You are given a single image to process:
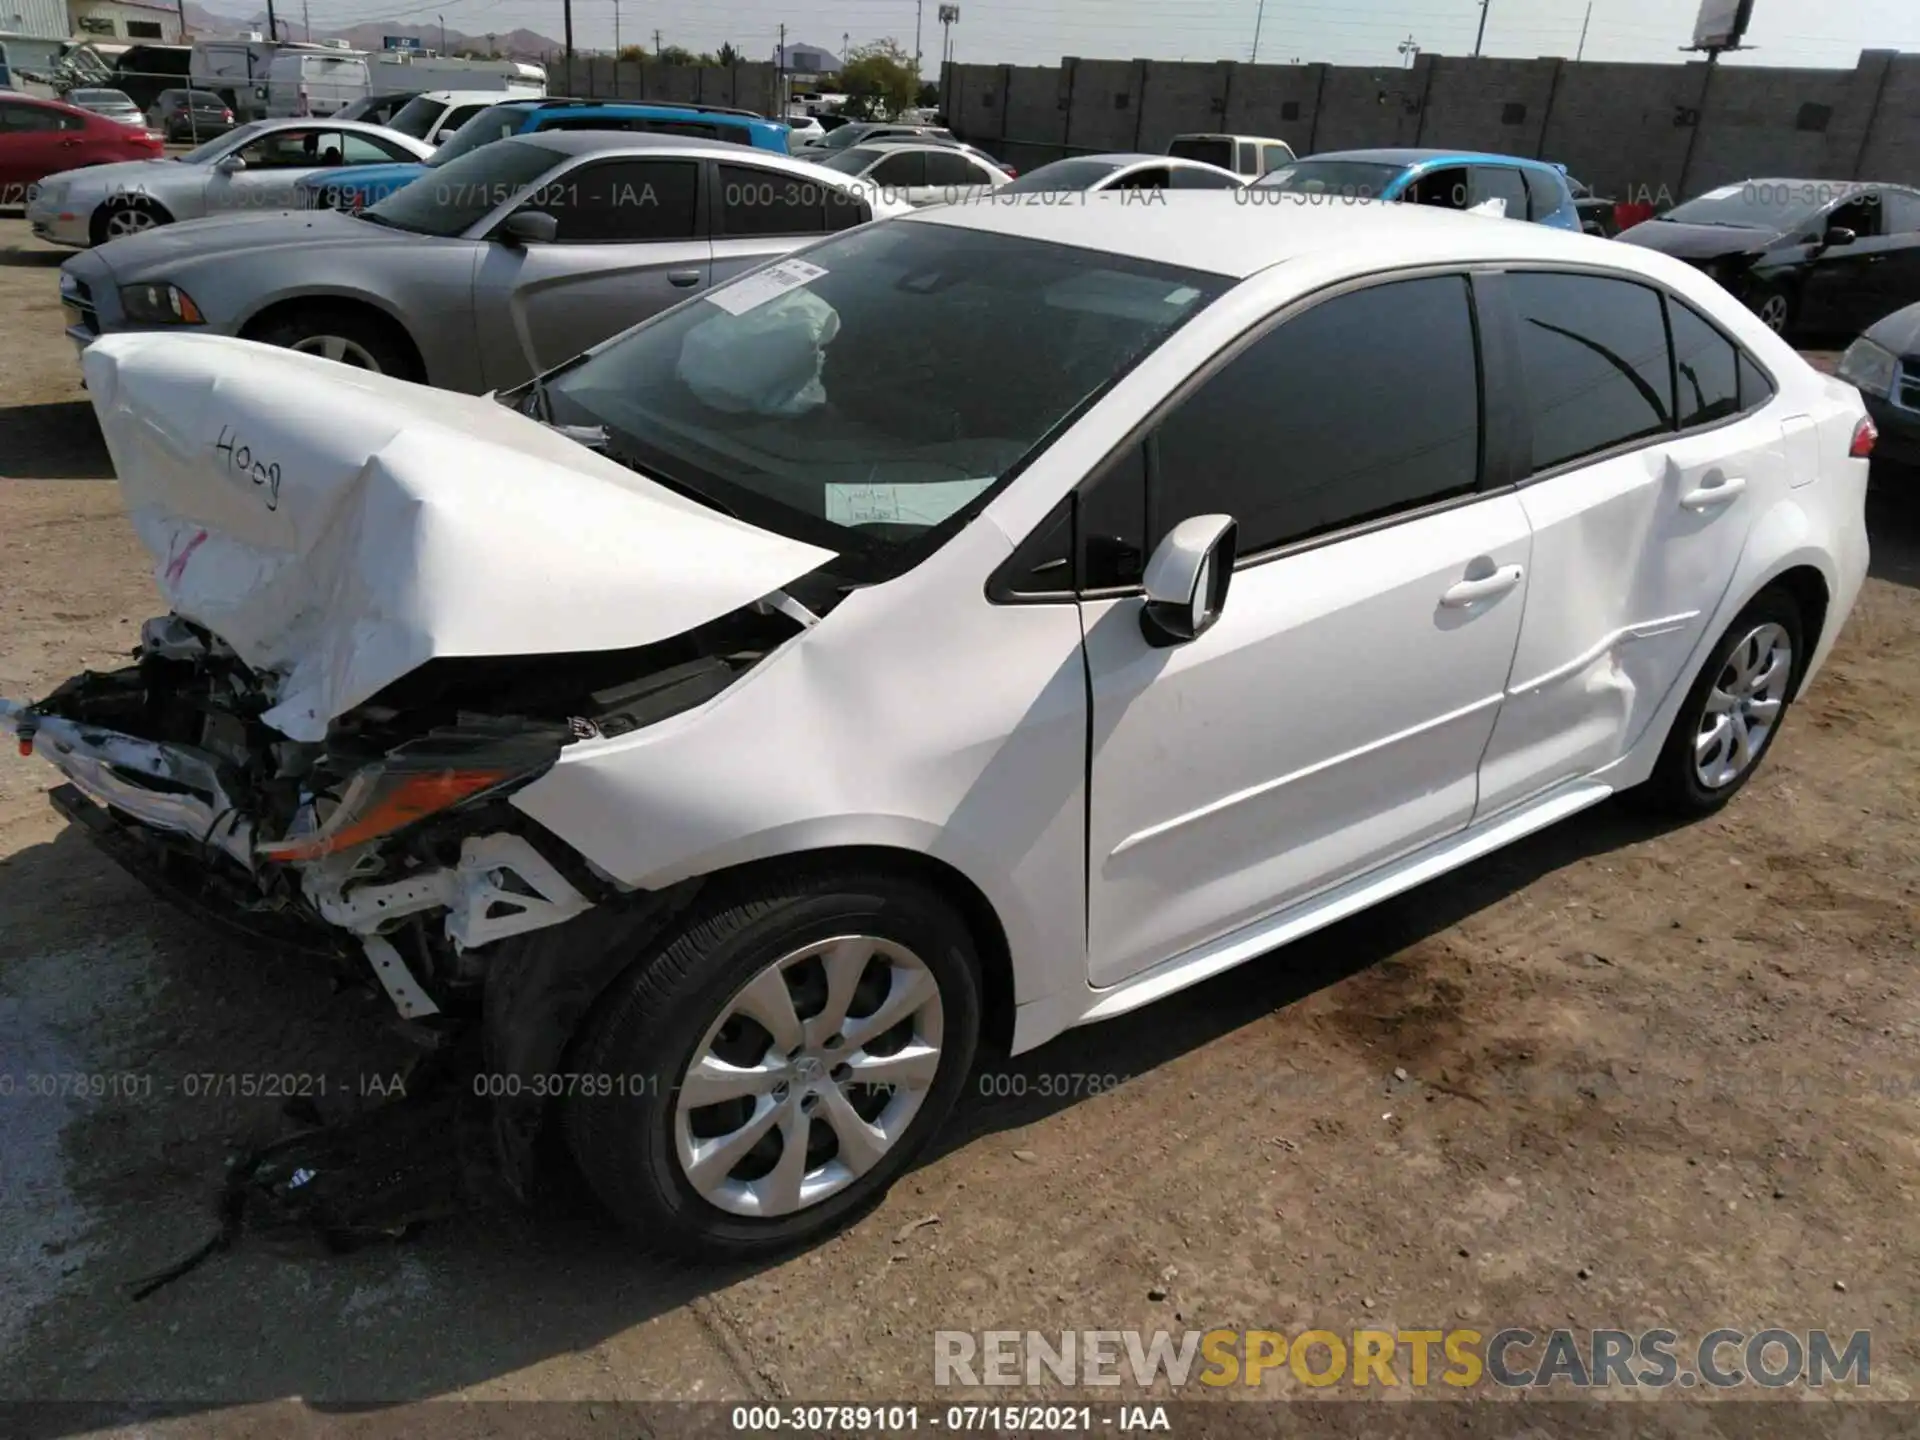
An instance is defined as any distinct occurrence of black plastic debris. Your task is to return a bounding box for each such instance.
[127,1050,502,1300]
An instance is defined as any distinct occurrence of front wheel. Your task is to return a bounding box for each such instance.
[1748,281,1795,336]
[1628,587,1804,817]
[563,864,983,1259]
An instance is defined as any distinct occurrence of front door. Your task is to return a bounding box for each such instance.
[471,155,710,389]
[1475,271,1773,813]
[1083,273,1532,986]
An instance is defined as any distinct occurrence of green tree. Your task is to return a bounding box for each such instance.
[716,41,743,66]
[838,38,917,120]
[655,43,698,66]
[616,44,648,62]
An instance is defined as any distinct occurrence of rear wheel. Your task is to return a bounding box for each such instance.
[562,864,982,1259]
[1628,587,1804,817]
[1749,282,1795,336]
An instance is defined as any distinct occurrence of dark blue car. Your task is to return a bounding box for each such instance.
[299,97,788,212]
[1252,147,1583,230]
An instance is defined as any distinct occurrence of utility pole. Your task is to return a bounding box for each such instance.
[265,0,279,44]
[653,28,662,55]
[1398,33,1419,68]
[302,0,309,40]
[777,23,786,111]
[1250,0,1265,63]
[612,0,619,57]
[1576,0,1591,61]
[913,0,923,77]
[562,0,572,66]
[1473,0,1489,57]
[437,13,445,52]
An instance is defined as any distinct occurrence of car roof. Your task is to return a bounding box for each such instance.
[1305,147,1558,171]
[413,89,521,103]
[905,190,1634,279]
[503,130,821,164]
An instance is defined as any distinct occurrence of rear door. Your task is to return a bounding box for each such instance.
[924,146,997,201]
[0,99,82,191]
[709,158,867,284]
[866,148,931,204]
[471,154,708,388]
[1475,271,1776,814]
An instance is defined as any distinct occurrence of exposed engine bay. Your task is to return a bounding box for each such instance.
[4,602,805,1023]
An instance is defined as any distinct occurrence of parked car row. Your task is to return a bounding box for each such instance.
[0,180,1876,1258]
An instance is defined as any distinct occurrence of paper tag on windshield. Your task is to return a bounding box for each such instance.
[825,478,996,527]
[705,258,829,316]
[1699,184,1742,201]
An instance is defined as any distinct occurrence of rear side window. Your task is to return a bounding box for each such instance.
[1737,352,1775,410]
[1151,275,1482,555]
[1521,169,1567,221]
[924,149,986,186]
[1170,166,1241,190]
[1668,300,1741,428]
[1112,166,1171,190]
[869,151,926,186]
[1508,272,1672,472]
[1168,136,1233,170]
[1882,190,1920,235]
[1470,166,1528,219]
[718,162,865,236]
[1236,141,1257,174]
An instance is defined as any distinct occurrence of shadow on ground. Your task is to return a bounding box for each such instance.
[0,402,108,481]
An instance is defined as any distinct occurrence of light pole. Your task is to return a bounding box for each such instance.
[1472,0,1489,57]
[1251,0,1265,64]
[938,4,957,70]
[437,14,445,52]
[914,0,923,77]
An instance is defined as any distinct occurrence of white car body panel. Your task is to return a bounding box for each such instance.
[29,196,1871,1060]
[80,332,834,741]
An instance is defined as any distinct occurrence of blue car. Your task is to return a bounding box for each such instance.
[298,98,789,212]
[1252,147,1583,230]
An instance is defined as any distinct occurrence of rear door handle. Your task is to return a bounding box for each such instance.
[667,269,702,287]
[1680,476,1746,510]
[1440,564,1524,607]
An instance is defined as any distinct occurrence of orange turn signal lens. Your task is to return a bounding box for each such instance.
[260,768,511,863]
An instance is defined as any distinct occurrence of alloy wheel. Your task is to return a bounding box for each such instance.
[673,934,945,1218]
[1756,293,1789,332]
[104,207,157,238]
[288,334,383,370]
[1694,622,1792,790]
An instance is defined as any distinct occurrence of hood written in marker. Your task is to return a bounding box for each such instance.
[82,333,836,742]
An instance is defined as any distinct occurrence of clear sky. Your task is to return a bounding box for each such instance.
[291,0,1919,72]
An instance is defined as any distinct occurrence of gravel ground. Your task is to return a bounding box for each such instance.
[0,216,1916,1432]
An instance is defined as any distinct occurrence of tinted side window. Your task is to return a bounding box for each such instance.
[441,103,489,133]
[870,151,925,186]
[1170,166,1241,190]
[1262,144,1290,172]
[1151,275,1482,556]
[1405,166,1469,210]
[1737,352,1775,412]
[924,149,983,185]
[1884,191,1920,234]
[1,101,68,132]
[1236,141,1257,174]
[1668,300,1741,429]
[1471,166,1528,219]
[1520,169,1564,221]
[1112,165,1171,190]
[719,162,836,236]
[532,159,700,243]
[1508,272,1672,472]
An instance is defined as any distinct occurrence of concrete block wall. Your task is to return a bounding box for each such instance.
[942,50,1920,197]
[552,59,779,115]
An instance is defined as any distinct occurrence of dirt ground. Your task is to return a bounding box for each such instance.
[1,215,1917,1432]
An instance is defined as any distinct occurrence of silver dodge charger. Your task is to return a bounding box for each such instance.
[57,131,912,393]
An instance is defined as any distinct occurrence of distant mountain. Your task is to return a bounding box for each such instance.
[181,2,563,62]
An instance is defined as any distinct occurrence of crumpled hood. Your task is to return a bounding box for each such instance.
[82,332,836,742]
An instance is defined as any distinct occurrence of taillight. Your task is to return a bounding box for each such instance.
[1850,415,1878,459]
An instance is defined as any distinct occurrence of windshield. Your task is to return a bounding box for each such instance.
[815,123,878,152]
[180,119,268,163]
[1661,181,1846,231]
[540,222,1229,568]
[1255,159,1404,198]
[427,102,533,166]
[362,136,560,236]
[385,94,445,141]
[1000,158,1126,193]
[817,145,884,175]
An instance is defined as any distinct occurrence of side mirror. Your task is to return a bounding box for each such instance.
[214,153,245,173]
[1139,514,1237,648]
[1823,225,1857,249]
[498,209,558,246]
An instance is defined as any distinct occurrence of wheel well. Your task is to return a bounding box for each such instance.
[90,193,171,243]
[239,296,426,382]
[1763,565,1830,699]
[717,846,1020,1058]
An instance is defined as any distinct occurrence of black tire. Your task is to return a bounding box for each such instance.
[1747,280,1796,338]
[562,863,982,1260]
[91,197,170,245]
[249,306,424,382]
[1627,586,1805,818]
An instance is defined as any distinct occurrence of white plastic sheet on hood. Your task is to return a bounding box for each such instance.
[81,333,836,741]
[677,286,841,418]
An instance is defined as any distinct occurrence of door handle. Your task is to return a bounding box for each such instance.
[1680,475,1746,510]
[667,269,701,287]
[1440,564,1524,608]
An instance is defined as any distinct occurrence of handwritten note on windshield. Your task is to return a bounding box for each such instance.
[824,478,997,527]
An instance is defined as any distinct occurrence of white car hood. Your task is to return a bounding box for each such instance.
[82,333,836,741]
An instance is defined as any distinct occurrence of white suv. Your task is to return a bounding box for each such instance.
[3,193,1872,1258]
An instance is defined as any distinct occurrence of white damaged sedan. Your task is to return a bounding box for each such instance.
[4,195,1872,1256]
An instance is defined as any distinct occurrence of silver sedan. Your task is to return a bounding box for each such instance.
[25,117,435,246]
[57,131,913,394]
